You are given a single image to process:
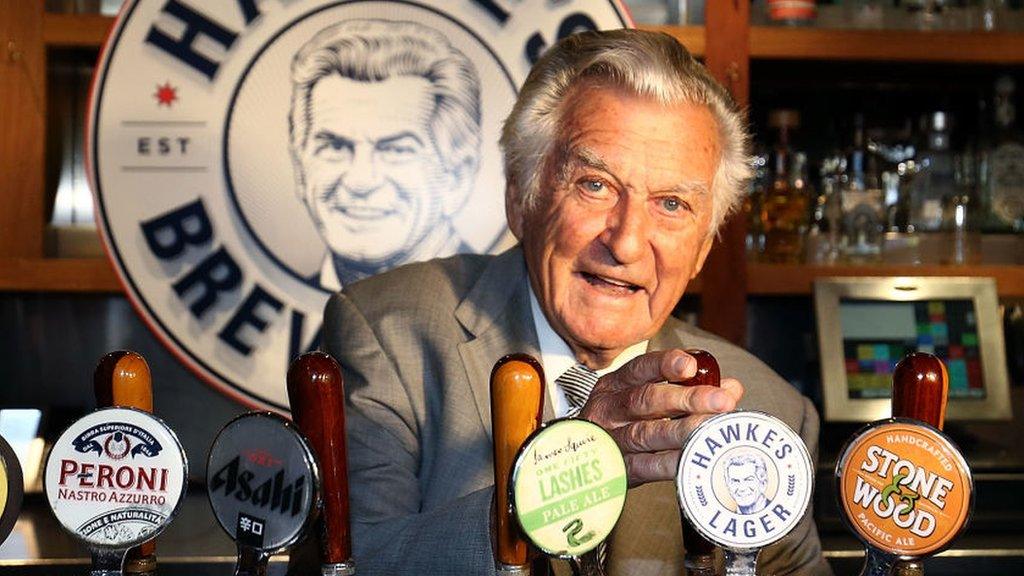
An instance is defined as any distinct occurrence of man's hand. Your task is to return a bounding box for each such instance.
[579,349,744,486]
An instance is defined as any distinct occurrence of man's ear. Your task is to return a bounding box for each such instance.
[505,183,524,241]
[442,156,478,218]
[690,231,716,280]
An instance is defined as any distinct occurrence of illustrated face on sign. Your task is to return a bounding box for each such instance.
[724,454,769,514]
[289,20,482,283]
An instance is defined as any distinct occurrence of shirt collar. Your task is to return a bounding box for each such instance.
[527,283,648,417]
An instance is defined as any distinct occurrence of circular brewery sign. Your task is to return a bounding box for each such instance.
[511,418,627,558]
[207,412,319,552]
[836,418,973,558]
[43,408,188,549]
[88,0,631,410]
[676,411,814,551]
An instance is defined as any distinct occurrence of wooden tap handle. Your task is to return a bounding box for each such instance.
[94,351,153,412]
[287,352,352,565]
[93,351,157,571]
[679,349,719,561]
[892,352,949,430]
[684,349,721,388]
[490,354,545,568]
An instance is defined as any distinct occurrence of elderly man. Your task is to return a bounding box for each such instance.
[288,19,482,290]
[323,29,832,575]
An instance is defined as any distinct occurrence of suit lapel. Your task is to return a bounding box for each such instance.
[455,247,541,440]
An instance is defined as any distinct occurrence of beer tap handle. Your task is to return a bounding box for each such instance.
[490,354,545,575]
[891,352,949,429]
[94,351,153,412]
[93,351,156,574]
[287,352,355,576]
[889,353,950,576]
[678,350,720,576]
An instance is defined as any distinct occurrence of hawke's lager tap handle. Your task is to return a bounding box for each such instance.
[677,350,719,576]
[93,351,156,575]
[490,354,545,575]
[287,352,354,576]
[891,352,949,430]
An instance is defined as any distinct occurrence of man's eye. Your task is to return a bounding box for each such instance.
[659,196,688,213]
[314,136,352,158]
[578,179,607,194]
[377,140,421,163]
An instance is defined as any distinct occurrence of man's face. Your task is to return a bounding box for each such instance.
[510,86,719,364]
[298,74,460,263]
[726,462,766,509]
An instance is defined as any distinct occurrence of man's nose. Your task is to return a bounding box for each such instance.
[601,195,648,264]
[342,145,383,194]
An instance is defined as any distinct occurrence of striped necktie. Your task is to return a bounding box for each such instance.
[557,363,600,417]
[555,362,609,567]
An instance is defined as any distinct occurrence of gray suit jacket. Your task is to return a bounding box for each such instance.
[322,247,832,575]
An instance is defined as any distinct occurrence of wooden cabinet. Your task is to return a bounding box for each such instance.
[2,4,1022,325]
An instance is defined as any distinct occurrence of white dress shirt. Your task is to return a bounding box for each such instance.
[528,286,648,417]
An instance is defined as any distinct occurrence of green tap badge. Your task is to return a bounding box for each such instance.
[510,418,627,558]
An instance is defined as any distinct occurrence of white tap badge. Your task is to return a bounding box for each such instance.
[511,418,627,558]
[44,408,188,549]
[676,411,814,551]
[88,0,631,410]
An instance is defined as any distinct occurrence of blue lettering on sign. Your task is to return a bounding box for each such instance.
[139,199,325,359]
[145,0,263,80]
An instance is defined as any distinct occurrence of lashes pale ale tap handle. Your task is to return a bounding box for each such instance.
[490,354,545,575]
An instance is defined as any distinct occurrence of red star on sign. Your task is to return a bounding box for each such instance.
[154,81,178,107]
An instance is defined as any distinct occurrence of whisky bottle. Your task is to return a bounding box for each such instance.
[761,110,809,263]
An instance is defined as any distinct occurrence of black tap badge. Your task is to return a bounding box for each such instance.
[207,412,319,553]
[44,408,188,549]
[87,0,631,411]
[676,411,814,551]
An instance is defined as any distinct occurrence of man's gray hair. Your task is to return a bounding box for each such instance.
[726,452,768,483]
[500,29,751,235]
[288,19,482,194]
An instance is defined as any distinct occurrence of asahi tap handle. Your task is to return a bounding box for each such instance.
[677,350,720,575]
[490,354,545,574]
[287,352,355,576]
[891,352,949,429]
[93,351,156,574]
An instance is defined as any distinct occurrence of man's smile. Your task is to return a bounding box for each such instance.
[333,204,399,220]
[578,271,644,295]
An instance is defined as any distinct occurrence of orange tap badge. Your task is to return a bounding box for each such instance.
[837,419,972,558]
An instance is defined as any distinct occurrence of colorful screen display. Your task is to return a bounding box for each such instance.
[839,299,985,400]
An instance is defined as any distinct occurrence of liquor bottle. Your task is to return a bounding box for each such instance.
[911,111,957,232]
[841,114,885,258]
[745,146,769,257]
[984,76,1024,232]
[760,110,809,263]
